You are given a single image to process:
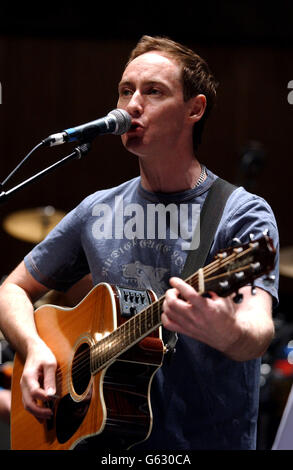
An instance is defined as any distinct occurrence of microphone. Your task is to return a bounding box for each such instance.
[42,109,131,147]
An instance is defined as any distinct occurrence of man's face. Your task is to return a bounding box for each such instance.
[117,52,193,159]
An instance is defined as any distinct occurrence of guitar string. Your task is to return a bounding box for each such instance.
[53,298,164,389]
[53,246,255,393]
[72,253,250,379]
[54,247,256,397]
[52,246,255,392]
[13,244,265,438]
[12,256,248,437]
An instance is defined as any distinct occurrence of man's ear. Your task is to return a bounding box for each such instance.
[189,94,207,123]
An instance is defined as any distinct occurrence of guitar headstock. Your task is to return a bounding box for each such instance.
[203,235,276,299]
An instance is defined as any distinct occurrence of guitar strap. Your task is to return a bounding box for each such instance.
[165,177,237,358]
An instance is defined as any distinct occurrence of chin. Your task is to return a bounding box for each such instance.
[123,136,146,157]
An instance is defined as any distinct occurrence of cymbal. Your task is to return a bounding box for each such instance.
[3,206,65,244]
[280,246,293,278]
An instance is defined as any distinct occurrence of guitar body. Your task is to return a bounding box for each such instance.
[11,283,164,450]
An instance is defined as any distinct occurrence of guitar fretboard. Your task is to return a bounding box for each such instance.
[90,269,206,374]
[91,296,165,373]
[90,238,273,374]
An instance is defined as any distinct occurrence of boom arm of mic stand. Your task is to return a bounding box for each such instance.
[0,142,91,204]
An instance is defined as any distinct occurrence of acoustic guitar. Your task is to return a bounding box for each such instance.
[11,235,275,450]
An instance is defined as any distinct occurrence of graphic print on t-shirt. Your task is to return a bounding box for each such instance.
[122,261,168,296]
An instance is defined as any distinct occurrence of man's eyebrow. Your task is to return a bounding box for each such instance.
[118,79,170,90]
[118,80,133,90]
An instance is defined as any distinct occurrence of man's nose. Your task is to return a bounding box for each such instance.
[126,91,143,117]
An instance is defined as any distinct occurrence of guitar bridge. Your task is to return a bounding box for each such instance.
[116,286,152,318]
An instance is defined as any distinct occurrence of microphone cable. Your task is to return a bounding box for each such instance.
[0,141,44,191]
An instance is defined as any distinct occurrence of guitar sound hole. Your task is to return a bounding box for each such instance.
[72,342,91,396]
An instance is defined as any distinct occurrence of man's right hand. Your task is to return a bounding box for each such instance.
[20,340,57,421]
[0,261,56,421]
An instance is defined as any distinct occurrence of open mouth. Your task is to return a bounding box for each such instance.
[130,123,140,131]
[126,122,144,137]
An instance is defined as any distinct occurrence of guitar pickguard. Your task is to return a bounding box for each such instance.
[55,388,92,444]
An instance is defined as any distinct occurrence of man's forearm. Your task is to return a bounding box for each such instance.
[223,287,275,362]
[0,282,40,359]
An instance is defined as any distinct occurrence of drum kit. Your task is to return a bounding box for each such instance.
[2,205,65,245]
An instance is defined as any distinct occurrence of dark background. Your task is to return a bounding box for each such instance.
[0,1,293,450]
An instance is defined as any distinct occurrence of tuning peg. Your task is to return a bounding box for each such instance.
[231,237,241,247]
[219,280,230,290]
[251,262,261,273]
[234,271,245,281]
[263,275,275,286]
[233,291,244,304]
[251,283,257,295]
[249,233,255,241]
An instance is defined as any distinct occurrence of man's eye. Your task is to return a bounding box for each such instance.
[119,89,132,97]
[148,88,161,95]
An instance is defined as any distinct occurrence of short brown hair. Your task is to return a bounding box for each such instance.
[127,35,218,150]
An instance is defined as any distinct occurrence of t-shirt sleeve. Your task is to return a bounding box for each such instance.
[24,205,90,292]
[211,187,280,307]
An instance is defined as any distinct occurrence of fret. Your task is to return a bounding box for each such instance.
[143,307,147,335]
[135,314,140,338]
[134,315,140,341]
[132,315,137,343]
[126,318,130,345]
[138,315,141,336]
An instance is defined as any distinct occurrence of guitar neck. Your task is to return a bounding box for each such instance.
[90,267,220,373]
[91,236,275,374]
[91,295,164,373]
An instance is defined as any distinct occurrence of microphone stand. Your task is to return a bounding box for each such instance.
[0,142,91,204]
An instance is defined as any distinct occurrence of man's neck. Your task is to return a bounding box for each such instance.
[139,154,203,193]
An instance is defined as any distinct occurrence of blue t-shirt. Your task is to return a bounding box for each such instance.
[24,168,279,450]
